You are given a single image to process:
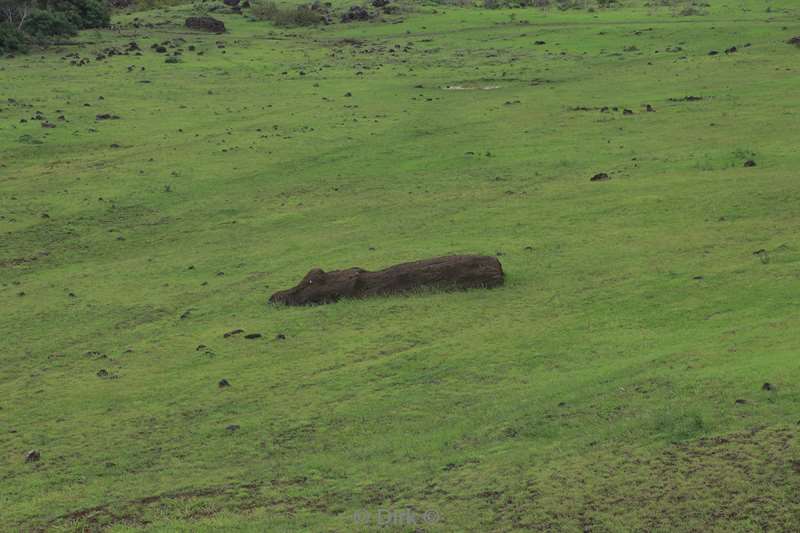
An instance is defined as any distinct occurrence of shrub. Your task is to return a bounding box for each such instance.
[251,0,280,20]
[0,0,108,50]
[135,0,187,9]
[22,9,78,38]
[0,22,27,53]
[251,1,323,27]
[79,0,110,28]
[678,5,705,16]
[49,0,110,29]
[281,6,323,26]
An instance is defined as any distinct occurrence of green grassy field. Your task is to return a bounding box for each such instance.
[2,0,800,530]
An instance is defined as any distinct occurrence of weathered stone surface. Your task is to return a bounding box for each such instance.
[185,17,225,33]
[269,255,504,306]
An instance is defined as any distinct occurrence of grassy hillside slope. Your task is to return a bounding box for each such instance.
[2,0,799,530]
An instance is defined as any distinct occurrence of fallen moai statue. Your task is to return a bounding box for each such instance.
[185,17,226,33]
[269,255,504,306]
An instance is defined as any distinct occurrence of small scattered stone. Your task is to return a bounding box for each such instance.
[244,333,262,339]
[224,329,244,338]
[590,172,610,182]
[25,450,40,463]
[218,378,230,388]
[744,159,756,167]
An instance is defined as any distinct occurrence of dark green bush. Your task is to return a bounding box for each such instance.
[22,9,78,38]
[46,0,110,29]
[251,0,280,20]
[77,0,110,28]
[0,22,27,53]
[251,1,323,27]
[277,6,323,26]
[0,0,109,51]
[133,0,186,8]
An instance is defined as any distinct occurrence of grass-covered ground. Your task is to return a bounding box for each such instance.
[2,0,800,530]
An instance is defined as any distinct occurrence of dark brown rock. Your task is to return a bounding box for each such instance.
[269,255,504,306]
[669,96,703,102]
[341,6,370,22]
[185,17,226,33]
[590,172,610,182]
[25,450,40,463]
